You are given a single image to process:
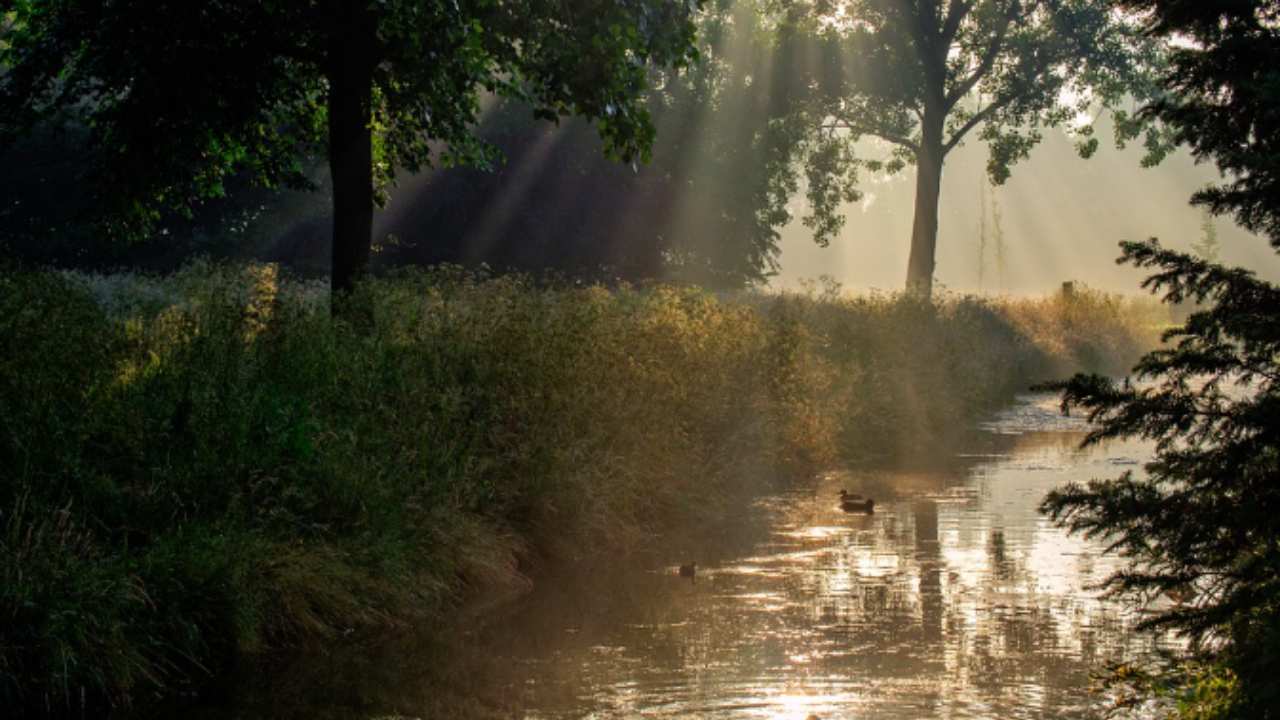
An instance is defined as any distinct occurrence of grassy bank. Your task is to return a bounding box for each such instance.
[0,263,1161,714]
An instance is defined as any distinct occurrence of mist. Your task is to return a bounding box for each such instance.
[773,120,1280,294]
[9,0,1280,715]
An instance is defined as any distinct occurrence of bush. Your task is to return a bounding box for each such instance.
[0,262,1158,713]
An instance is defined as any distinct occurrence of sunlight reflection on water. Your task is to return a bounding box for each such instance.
[491,394,1173,719]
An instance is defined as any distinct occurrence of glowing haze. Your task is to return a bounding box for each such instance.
[772,123,1280,295]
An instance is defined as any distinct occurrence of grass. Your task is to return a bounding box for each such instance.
[0,261,1163,714]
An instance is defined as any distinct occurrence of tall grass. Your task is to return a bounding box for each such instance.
[0,262,1161,714]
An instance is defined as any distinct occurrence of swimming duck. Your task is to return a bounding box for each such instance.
[678,562,697,579]
[839,490,875,514]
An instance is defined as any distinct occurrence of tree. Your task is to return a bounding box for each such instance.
[1041,241,1280,714]
[0,0,700,300]
[1042,2,1280,713]
[775,0,1168,298]
[374,0,806,287]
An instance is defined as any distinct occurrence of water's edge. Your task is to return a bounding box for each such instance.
[172,395,1171,720]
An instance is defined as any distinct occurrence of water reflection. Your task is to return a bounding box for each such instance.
[472,395,1170,719]
[176,395,1171,719]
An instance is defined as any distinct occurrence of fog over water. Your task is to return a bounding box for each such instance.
[774,124,1280,294]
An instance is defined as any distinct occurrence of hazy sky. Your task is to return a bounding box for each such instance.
[772,124,1280,295]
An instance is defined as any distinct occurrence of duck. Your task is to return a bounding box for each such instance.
[839,490,875,514]
[678,562,697,579]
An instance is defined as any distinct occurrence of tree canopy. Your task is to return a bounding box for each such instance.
[772,0,1168,297]
[375,0,803,287]
[0,0,701,297]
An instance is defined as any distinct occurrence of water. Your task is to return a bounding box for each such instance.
[454,394,1167,719]
[184,394,1171,719]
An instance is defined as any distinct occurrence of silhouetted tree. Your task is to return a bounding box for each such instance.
[776,0,1168,297]
[0,0,699,300]
[1042,241,1280,714]
[1042,3,1280,714]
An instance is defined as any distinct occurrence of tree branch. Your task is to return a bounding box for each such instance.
[944,34,1055,155]
[943,92,1017,154]
[944,0,1021,112]
[823,121,920,153]
[940,0,976,46]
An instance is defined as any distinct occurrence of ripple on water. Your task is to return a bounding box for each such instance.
[464,395,1176,719]
[978,393,1094,435]
[194,396,1170,720]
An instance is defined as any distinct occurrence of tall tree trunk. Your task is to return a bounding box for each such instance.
[327,1,376,302]
[906,105,946,299]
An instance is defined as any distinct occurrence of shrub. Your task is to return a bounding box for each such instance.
[0,262,1158,713]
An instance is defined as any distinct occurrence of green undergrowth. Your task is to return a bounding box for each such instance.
[0,262,1161,714]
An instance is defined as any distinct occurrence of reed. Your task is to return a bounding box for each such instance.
[0,262,1162,713]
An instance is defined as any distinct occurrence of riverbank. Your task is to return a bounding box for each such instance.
[0,262,1163,714]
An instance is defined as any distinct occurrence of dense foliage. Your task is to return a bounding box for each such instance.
[0,0,700,294]
[0,1,800,289]
[0,0,1175,294]
[1043,243,1280,625]
[1043,241,1280,718]
[1040,3,1280,717]
[378,1,803,288]
[0,264,1155,714]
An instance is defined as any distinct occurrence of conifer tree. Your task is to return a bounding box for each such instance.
[1042,3,1280,713]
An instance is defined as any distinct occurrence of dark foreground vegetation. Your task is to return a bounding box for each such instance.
[1037,2,1280,718]
[0,264,1157,714]
[1046,242,1280,719]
